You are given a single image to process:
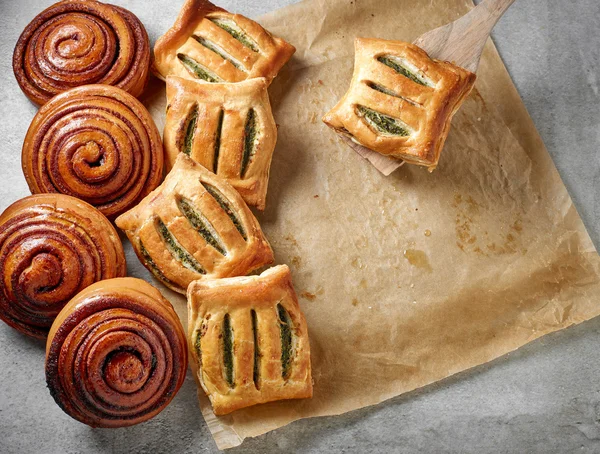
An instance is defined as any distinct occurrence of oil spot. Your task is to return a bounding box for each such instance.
[424,229,431,237]
[300,291,317,301]
[290,256,302,268]
[284,235,298,247]
[404,249,432,272]
[359,279,367,289]
[351,257,364,269]
[352,298,359,306]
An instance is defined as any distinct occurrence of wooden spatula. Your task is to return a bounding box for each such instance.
[345,0,516,176]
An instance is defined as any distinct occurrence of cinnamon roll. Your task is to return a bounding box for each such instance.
[13,0,151,105]
[22,84,164,220]
[46,277,188,428]
[0,194,125,339]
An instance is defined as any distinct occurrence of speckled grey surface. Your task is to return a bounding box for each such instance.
[1,0,600,453]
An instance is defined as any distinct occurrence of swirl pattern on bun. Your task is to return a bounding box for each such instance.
[0,194,126,338]
[22,84,164,219]
[46,277,188,427]
[13,0,151,105]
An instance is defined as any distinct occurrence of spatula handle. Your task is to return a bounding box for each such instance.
[415,0,516,71]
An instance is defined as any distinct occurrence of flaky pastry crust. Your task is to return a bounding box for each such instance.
[115,154,274,294]
[188,265,312,415]
[323,38,476,168]
[153,0,295,84]
[164,76,277,210]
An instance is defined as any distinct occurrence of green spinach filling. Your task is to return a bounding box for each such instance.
[182,104,199,155]
[213,109,224,173]
[277,304,293,379]
[192,35,244,70]
[240,109,257,178]
[223,314,235,387]
[194,329,202,365]
[357,105,410,136]
[251,309,260,388]
[377,56,429,86]
[210,18,259,52]
[156,218,206,274]
[139,241,180,290]
[177,197,226,255]
[177,53,222,82]
[201,182,247,240]
[367,81,399,98]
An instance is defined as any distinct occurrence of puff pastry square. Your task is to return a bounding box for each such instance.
[164,76,277,210]
[115,154,274,294]
[153,0,295,84]
[323,38,476,168]
[188,265,312,415]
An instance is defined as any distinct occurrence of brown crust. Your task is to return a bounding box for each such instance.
[323,38,476,168]
[153,0,295,84]
[115,153,274,294]
[164,76,277,210]
[12,0,151,105]
[21,84,164,220]
[187,265,312,415]
[45,277,188,427]
[0,194,126,339]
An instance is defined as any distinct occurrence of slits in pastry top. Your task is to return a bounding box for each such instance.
[164,76,277,210]
[323,38,476,169]
[115,154,274,294]
[153,0,295,84]
[187,265,312,415]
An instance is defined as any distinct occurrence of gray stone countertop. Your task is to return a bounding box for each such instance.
[0,0,599,453]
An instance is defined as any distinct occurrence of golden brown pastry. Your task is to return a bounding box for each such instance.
[164,76,277,210]
[188,265,312,415]
[22,84,164,220]
[115,153,274,294]
[153,0,295,84]
[323,38,476,169]
[0,194,126,339]
[13,0,151,105]
[46,277,187,427]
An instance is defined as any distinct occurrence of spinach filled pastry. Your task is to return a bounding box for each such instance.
[164,76,277,210]
[153,0,295,84]
[187,265,312,415]
[323,38,476,169]
[115,154,274,294]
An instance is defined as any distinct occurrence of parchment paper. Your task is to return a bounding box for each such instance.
[142,0,600,449]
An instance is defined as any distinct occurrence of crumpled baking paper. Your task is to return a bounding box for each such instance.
[141,0,600,449]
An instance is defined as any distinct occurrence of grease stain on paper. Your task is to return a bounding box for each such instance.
[453,192,526,256]
[404,249,432,272]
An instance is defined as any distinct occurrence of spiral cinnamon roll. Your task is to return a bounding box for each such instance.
[13,0,151,105]
[22,84,164,220]
[45,277,188,427]
[0,194,126,339]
